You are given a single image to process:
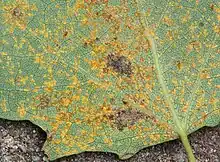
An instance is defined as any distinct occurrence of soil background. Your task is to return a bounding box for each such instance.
[0,118,219,162]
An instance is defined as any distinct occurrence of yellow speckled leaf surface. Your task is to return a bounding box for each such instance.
[0,0,219,160]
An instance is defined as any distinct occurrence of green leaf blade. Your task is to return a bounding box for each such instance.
[0,0,219,160]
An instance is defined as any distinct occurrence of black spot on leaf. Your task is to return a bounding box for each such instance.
[122,99,128,105]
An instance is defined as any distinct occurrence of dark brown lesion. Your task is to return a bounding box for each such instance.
[122,98,128,105]
[210,4,214,11]
[83,37,100,48]
[105,53,133,77]
[107,108,150,131]
[12,7,23,18]
[63,30,68,38]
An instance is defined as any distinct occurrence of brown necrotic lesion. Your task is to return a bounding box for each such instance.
[106,53,133,77]
[107,108,149,131]
[12,7,23,17]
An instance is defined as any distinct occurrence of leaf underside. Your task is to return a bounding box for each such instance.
[0,0,219,160]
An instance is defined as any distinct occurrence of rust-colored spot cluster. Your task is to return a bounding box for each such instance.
[84,0,108,5]
[35,94,51,109]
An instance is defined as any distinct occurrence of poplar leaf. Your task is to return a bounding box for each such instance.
[0,0,219,160]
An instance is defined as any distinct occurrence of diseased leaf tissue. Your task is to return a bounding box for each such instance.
[0,0,219,161]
